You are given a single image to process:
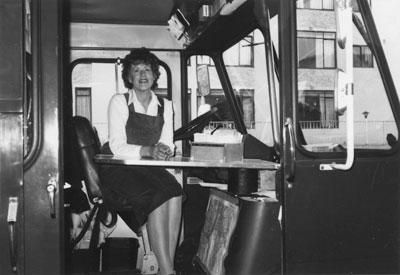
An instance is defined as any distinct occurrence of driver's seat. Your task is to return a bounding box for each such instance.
[69,115,157,273]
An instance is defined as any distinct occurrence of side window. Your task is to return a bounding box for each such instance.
[24,0,33,156]
[71,59,170,145]
[185,30,274,147]
[296,2,398,151]
[223,30,274,146]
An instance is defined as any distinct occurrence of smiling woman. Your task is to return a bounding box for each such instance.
[100,47,184,275]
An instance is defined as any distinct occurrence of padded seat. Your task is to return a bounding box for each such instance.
[68,116,155,273]
[70,116,142,232]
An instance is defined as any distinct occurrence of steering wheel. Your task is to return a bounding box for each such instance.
[174,107,218,141]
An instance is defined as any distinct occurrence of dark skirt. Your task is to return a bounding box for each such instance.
[99,165,185,227]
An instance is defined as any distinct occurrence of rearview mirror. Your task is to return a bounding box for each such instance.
[197,64,211,115]
[197,64,210,96]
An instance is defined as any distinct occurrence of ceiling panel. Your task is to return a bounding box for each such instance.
[68,0,175,25]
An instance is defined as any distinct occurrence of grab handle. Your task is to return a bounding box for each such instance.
[47,176,57,218]
[8,197,18,272]
[284,118,296,185]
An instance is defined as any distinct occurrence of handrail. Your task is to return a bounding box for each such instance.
[320,0,354,171]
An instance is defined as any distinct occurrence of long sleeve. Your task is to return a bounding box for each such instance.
[108,93,142,157]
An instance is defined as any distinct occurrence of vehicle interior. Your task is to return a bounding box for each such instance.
[54,0,400,274]
[64,0,281,274]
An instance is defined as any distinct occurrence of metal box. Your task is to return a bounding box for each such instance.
[190,142,243,162]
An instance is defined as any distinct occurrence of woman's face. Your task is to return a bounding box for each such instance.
[129,63,155,92]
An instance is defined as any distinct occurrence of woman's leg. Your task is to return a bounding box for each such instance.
[147,201,173,275]
[167,196,182,261]
[147,196,182,275]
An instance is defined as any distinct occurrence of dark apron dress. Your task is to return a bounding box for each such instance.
[100,93,184,226]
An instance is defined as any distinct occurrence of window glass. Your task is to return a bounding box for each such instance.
[223,29,275,147]
[75,88,92,121]
[299,90,337,129]
[71,60,169,146]
[298,31,336,68]
[296,1,398,151]
[187,56,237,130]
[297,0,334,10]
[353,45,373,67]
[224,34,254,66]
[23,0,33,156]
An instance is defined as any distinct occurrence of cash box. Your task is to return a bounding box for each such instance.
[190,142,243,162]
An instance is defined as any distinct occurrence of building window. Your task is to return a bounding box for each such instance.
[353,0,371,12]
[298,90,338,128]
[298,31,336,69]
[75,87,92,121]
[297,0,334,10]
[353,45,373,67]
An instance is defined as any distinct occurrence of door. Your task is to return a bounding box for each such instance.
[24,0,64,274]
[0,1,26,273]
[280,0,400,274]
[0,0,64,274]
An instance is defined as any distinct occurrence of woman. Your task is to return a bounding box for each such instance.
[100,48,184,275]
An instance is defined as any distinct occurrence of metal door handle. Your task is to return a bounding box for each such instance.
[8,197,18,272]
[284,118,296,184]
[47,176,57,218]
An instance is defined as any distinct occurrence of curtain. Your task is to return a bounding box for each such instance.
[322,0,334,10]
[363,47,373,67]
[319,93,335,128]
[315,39,324,68]
[323,39,335,68]
[308,0,322,9]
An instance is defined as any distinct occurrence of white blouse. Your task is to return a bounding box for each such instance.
[107,89,175,157]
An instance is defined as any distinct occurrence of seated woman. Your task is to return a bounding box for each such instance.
[100,47,184,275]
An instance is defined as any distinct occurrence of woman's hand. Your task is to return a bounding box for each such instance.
[140,143,173,160]
[152,142,173,160]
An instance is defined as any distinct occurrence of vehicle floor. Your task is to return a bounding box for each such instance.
[71,269,214,275]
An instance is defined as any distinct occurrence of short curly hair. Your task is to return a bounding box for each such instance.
[121,47,161,90]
